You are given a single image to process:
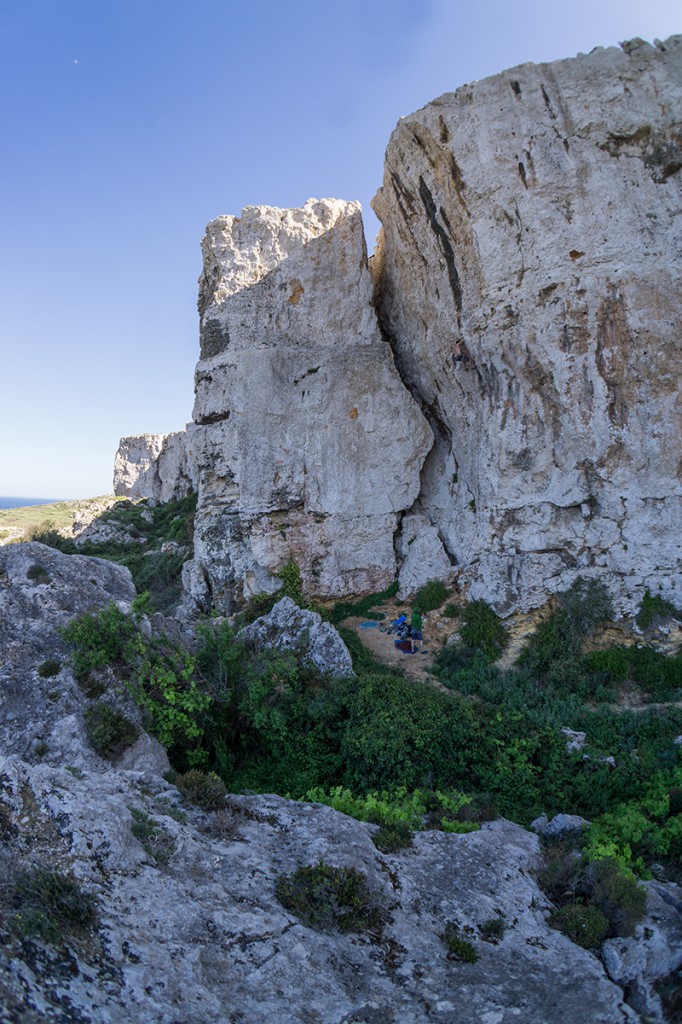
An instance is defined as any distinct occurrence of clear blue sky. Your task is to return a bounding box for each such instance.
[1,0,678,498]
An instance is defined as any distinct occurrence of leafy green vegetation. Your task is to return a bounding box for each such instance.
[37,658,61,678]
[61,570,682,886]
[26,563,49,583]
[175,769,227,810]
[275,861,383,933]
[129,808,176,864]
[324,580,399,625]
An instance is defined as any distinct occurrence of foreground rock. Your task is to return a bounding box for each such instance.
[0,758,645,1024]
[1,542,679,1023]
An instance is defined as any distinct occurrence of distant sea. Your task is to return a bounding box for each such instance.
[0,497,61,510]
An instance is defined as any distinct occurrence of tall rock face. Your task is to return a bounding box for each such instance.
[373,36,682,614]
[188,198,432,610]
[114,428,198,503]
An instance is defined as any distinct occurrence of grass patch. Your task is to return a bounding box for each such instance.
[11,869,97,944]
[412,580,449,614]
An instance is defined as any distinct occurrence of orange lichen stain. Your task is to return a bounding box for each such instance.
[569,250,585,260]
[349,407,359,420]
[287,279,305,305]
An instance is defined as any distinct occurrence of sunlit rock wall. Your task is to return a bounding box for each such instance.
[373,36,682,614]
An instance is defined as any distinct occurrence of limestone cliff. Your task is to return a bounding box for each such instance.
[114,428,198,504]
[373,36,682,614]
[186,198,432,611]
[114,37,681,617]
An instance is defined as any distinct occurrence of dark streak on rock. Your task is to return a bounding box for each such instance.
[418,176,463,314]
[450,155,469,213]
[510,80,521,96]
[518,162,528,188]
[541,85,557,119]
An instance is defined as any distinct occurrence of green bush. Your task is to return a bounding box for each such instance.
[442,923,479,962]
[26,563,50,583]
[480,917,506,942]
[176,769,227,810]
[589,859,647,936]
[12,869,97,944]
[637,590,681,629]
[324,580,399,625]
[275,861,383,933]
[412,580,449,615]
[550,904,609,949]
[519,578,612,683]
[459,601,509,661]
[38,658,61,678]
[61,602,137,677]
[372,821,413,853]
[585,645,682,701]
[83,702,138,759]
[443,602,460,619]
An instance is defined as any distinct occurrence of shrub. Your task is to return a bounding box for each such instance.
[637,590,682,629]
[589,859,647,937]
[176,769,227,810]
[38,658,61,678]
[30,530,77,553]
[372,821,413,853]
[443,602,460,619]
[126,639,211,755]
[549,904,609,949]
[83,702,138,759]
[26,564,49,583]
[12,869,96,944]
[275,861,383,933]
[442,923,479,962]
[324,580,399,625]
[458,601,509,661]
[480,917,506,942]
[519,578,612,682]
[412,580,449,615]
[61,602,137,677]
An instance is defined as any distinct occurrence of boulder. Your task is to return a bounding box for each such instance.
[373,35,682,615]
[397,513,457,599]
[237,596,353,678]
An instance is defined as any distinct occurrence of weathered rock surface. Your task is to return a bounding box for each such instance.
[1,534,679,1023]
[237,596,353,678]
[114,428,198,503]
[1,750,652,1024]
[184,197,432,611]
[603,881,682,1024]
[373,35,682,615]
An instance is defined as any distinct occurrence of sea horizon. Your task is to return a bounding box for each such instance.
[0,496,64,510]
